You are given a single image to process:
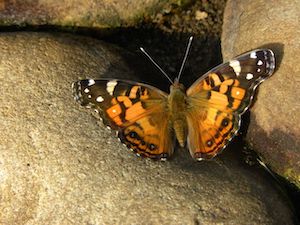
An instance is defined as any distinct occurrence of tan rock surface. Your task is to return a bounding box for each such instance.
[0,32,295,224]
[0,0,178,28]
[222,0,300,188]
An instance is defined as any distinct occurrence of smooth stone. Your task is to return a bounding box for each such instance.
[222,0,300,188]
[0,0,178,28]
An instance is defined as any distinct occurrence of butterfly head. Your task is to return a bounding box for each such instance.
[170,78,186,93]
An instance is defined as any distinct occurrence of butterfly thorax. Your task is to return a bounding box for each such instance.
[168,82,188,147]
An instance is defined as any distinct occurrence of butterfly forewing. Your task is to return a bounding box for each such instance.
[72,79,175,160]
[186,49,275,160]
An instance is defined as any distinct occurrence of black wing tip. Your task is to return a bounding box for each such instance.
[249,49,276,77]
[71,79,92,105]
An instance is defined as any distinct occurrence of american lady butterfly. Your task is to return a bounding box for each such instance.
[72,38,275,161]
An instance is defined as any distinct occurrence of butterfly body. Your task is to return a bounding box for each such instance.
[168,81,188,147]
[73,49,275,161]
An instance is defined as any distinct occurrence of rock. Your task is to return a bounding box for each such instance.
[0,32,295,224]
[0,0,179,28]
[222,0,300,188]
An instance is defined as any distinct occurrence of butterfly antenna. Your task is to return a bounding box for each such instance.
[177,36,193,82]
[140,47,174,84]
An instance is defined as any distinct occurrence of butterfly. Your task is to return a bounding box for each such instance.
[72,37,275,161]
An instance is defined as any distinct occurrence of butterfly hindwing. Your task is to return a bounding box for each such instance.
[186,107,240,160]
[118,112,175,159]
[73,79,174,160]
[186,49,275,160]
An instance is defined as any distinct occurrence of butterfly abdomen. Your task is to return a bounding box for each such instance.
[173,120,187,147]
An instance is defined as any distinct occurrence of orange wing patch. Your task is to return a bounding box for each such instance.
[125,102,146,121]
[106,104,123,126]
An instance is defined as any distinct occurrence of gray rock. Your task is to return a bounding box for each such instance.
[222,0,300,188]
[0,32,295,224]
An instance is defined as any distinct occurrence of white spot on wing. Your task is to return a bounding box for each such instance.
[96,96,104,102]
[88,79,95,86]
[229,60,241,75]
[250,52,257,59]
[246,73,254,80]
[257,60,263,65]
[106,80,118,96]
[88,94,92,99]
[84,88,90,93]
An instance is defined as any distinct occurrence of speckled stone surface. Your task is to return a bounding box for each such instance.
[0,32,295,224]
[222,0,300,188]
[0,0,178,28]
